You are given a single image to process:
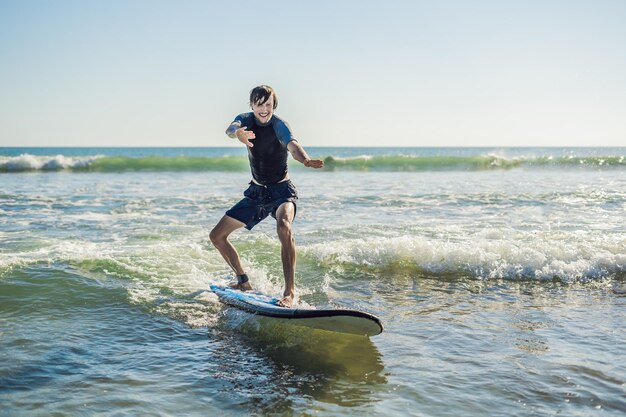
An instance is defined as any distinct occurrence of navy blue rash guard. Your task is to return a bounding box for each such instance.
[232,112,295,185]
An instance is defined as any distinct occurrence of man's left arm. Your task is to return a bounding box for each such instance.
[287,141,324,169]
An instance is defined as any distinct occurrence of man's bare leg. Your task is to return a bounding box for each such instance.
[209,215,252,290]
[275,202,296,307]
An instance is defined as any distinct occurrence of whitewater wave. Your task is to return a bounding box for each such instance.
[2,231,624,283]
[0,154,248,172]
[302,234,626,282]
[0,154,102,171]
[1,153,624,173]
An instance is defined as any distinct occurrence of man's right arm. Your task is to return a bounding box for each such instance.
[225,117,256,147]
[225,121,242,138]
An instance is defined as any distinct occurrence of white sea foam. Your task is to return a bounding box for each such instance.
[303,233,625,282]
[0,154,102,171]
[327,155,374,161]
[3,227,622,284]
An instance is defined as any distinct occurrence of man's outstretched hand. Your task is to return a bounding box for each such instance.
[304,158,324,169]
[236,127,256,147]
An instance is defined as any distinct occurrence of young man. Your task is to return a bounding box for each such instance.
[209,85,323,308]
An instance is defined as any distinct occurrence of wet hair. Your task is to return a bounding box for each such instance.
[249,85,278,109]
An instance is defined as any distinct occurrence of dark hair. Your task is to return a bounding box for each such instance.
[249,85,278,109]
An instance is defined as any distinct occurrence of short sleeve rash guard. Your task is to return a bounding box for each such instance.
[232,113,295,184]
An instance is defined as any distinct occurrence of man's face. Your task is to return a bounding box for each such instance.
[251,96,274,124]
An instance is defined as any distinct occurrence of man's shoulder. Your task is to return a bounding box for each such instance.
[235,112,254,124]
[271,115,292,131]
[271,115,295,144]
[271,114,289,125]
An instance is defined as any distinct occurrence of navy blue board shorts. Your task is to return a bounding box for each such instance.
[226,180,298,230]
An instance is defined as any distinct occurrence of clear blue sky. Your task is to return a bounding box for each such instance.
[1,0,625,147]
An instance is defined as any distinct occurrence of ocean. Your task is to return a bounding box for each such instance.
[1,147,625,416]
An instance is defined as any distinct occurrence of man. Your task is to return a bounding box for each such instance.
[209,85,323,307]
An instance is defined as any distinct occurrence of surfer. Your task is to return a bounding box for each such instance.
[210,85,324,308]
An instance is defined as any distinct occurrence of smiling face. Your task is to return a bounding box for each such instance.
[251,95,275,125]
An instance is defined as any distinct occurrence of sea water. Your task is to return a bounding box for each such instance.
[0,147,624,416]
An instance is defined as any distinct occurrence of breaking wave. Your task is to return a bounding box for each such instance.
[1,153,625,173]
[2,232,624,284]
[302,234,626,282]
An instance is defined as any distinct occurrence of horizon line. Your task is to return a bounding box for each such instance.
[2,145,625,149]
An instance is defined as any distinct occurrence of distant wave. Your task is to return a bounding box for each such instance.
[0,154,101,172]
[1,153,624,173]
[323,154,626,170]
[0,154,249,172]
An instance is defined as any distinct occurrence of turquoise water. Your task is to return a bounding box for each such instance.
[1,147,625,416]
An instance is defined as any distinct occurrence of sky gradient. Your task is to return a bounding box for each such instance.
[1,0,625,147]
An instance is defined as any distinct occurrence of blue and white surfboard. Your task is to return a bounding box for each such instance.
[210,285,383,337]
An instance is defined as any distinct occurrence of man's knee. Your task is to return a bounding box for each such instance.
[276,218,292,241]
[209,227,225,245]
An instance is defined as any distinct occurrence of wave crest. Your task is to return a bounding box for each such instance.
[0,154,101,172]
[1,153,624,173]
[303,235,625,282]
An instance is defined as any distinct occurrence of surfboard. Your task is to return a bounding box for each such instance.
[209,285,383,337]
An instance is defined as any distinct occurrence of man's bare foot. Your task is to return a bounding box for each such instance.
[276,294,294,308]
[228,281,252,291]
